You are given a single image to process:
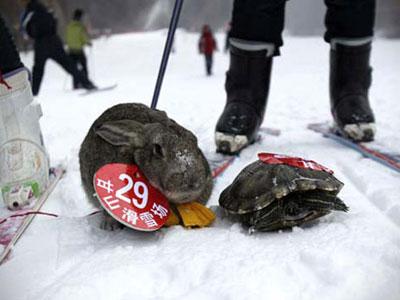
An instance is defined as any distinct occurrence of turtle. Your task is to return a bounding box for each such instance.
[219,155,348,232]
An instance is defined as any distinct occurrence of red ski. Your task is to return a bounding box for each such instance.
[308,123,400,173]
[0,166,65,264]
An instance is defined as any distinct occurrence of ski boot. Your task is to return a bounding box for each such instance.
[215,42,273,154]
[330,41,375,142]
[82,80,97,91]
[0,68,49,209]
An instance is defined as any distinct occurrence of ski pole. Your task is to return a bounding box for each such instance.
[150,0,184,109]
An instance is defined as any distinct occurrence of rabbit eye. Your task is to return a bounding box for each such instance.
[153,143,164,158]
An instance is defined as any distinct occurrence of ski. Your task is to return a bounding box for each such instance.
[0,166,66,264]
[259,127,281,137]
[79,84,118,96]
[308,122,400,173]
[207,153,236,178]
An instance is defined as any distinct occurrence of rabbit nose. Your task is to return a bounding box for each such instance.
[166,172,201,192]
[166,173,184,189]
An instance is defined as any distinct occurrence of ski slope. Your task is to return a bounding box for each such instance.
[0,31,399,300]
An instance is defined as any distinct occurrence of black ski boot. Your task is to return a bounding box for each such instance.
[215,45,273,154]
[82,80,97,91]
[74,69,97,91]
[330,42,375,142]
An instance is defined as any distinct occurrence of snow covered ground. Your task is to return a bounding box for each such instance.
[1,31,400,300]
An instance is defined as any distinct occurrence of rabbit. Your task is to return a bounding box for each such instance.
[79,103,213,230]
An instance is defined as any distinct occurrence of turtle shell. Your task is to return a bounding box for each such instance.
[219,160,344,215]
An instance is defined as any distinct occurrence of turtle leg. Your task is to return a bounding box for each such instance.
[295,191,349,212]
[245,198,320,231]
[246,199,312,231]
[244,200,284,231]
[244,192,348,232]
[280,192,348,227]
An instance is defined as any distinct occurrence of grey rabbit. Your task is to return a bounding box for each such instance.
[79,103,213,230]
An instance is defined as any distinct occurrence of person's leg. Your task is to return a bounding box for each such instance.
[325,0,375,42]
[215,0,287,154]
[205,55,212,75]
[50,37,95,90]
[79,52,89,79]
[0,16,23,74]
[324,0,376,142]
[69,53,80,68]
[208,54,213,75]
[32,43,48,96]
[69,52,81,89]
[78,52,91,88]
[230,0,286,51]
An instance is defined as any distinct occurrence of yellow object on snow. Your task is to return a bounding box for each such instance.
[176,202,216,228]
[165,209,180,226]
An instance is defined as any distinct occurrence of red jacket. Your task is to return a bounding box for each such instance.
[199,32,217,55]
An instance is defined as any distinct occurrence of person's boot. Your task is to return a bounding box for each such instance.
[330,41,375,142]
[79,73,97,91]
[73,68,97,91]
[215,43,273,154]
[81,80,97,91]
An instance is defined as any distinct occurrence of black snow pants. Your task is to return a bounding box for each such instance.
[32,35,89,95]
[0,15,23,74]
[231,0,376,55]
[69,51,88,89]
[205,54,213,75]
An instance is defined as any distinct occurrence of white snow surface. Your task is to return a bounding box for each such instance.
[1,31,400,300]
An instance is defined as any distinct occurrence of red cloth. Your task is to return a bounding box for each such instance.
[199,32,216,55]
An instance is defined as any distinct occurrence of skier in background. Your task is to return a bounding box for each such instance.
[66,9,93,90]
[0,14,49,209]
[198,25,217,76]
[215,0,377,154]
[19,0,96,95]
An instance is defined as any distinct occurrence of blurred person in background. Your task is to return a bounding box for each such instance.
[215,0,377,154]
[19,0,96,95]
[66,9,93,90]
[198,24,217,76]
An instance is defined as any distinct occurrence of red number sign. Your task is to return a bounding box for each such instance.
[258,153,334,174]
[93,163,170,231]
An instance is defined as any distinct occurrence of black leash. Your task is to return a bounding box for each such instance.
[150,0,184,110]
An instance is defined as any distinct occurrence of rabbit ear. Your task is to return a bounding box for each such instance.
[95,120,145,148]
